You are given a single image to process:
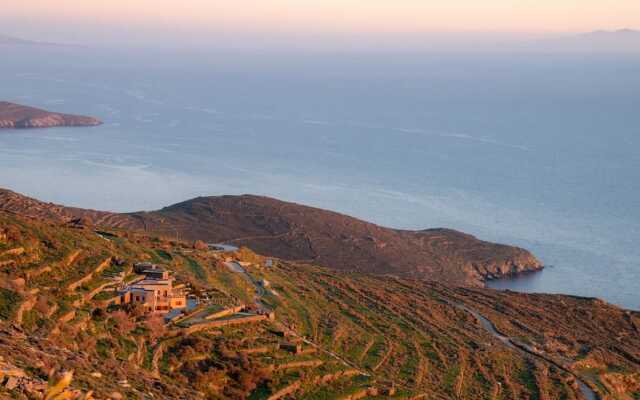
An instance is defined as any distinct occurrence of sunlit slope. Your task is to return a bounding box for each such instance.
[0,212,637,399]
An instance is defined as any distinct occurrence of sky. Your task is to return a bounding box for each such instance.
[2,0,639,42]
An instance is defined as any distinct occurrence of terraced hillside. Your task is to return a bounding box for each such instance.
[0,211,638,399]
[0,189,542,286]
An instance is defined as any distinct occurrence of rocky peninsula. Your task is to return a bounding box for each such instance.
[0,188,542,286]
[0,101,102,129]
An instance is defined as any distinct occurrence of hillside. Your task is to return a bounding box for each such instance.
[0,189,542,286]
[0,102,102,129]
[0,211,637,399]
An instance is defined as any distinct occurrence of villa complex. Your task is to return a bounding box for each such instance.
[110,263,187,313]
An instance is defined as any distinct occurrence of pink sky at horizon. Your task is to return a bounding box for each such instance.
[3,0,639,35]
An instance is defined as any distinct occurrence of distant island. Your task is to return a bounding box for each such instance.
[585,28,640,37]
[0,101,102,129]
[529,28,640,52]
[0,33,65,47]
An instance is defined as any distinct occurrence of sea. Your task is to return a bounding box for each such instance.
[1,46,638,310]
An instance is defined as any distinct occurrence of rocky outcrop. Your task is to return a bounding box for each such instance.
[0,101,102,129]
[0,358,47,396]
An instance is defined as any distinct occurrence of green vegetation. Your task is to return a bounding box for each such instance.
[0,287,21,320]
[183,255,206,281]
[156,249,173,261]
[94,291,118,301]
[0,211,637,400]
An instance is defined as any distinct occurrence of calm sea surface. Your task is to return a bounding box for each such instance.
[1,47,639,310]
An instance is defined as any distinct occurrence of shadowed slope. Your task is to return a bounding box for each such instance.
[0,189,542,286]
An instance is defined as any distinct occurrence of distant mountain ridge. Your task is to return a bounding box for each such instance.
[0,188,542,286]
[0,34,63,46]
[584,28,640,36]
[530,28,640,52]
[0,34,31,45]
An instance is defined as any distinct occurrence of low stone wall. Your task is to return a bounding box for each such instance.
[67,257,112,292]
[340,386,397,400]
[313,369,362,385]
[299,347,317,355]
[25,265,51,279]
[14,296,37,325]
[151,342,166,378]
[95,295,120,309]
[44,303,59,318]
[184,314,268,335]
[205,305,245,320]
[62,250,83,268]
[239,346,271,355]
[275,360,323,371]
[1,247,24,257]
[169,302,208,325]
[58,310,76,323]
[26,250,81,282]
[266,381,301,400]
[84,282,115,302]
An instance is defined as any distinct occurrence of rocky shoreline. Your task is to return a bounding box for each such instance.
[479,260,545,282]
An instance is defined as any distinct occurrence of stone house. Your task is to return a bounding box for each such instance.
[115,265,187,313]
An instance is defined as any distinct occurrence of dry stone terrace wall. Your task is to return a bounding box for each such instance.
[14,295,37,325]
[204,305,246,320]
[183,314,268,335]
[66,257,112,291]
[275,360,324,371]
[266,381,301,400]
[57,310,75,324]
[0,210,638,399]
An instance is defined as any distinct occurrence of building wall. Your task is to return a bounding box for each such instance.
[96,269,186,314]
[169,297,186,309]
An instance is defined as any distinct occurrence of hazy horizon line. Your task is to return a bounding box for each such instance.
[2,27,639,51]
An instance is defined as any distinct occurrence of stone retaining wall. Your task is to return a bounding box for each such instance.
[184,314,268,335]
[266,381,301,400]
[275,360,323,371]
[205,305,246,320]
[58,310,76,323]
[67,257,112,291]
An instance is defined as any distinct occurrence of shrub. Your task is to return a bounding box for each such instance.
[145,315,167,342]
[110,310,136,335]
[0,288,22,320]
